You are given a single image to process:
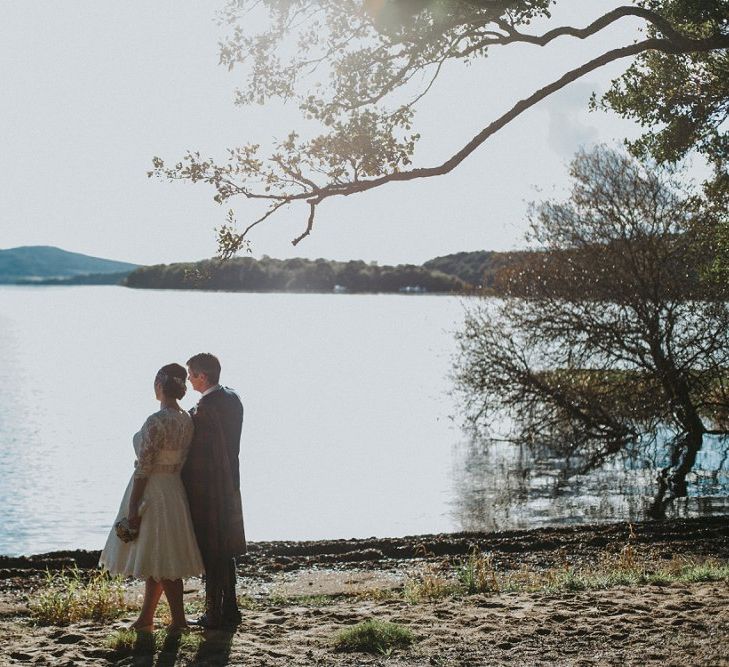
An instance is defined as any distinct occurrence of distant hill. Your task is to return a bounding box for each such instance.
[0,246,139,283]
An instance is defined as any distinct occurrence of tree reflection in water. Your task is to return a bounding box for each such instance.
[450,432,729,532]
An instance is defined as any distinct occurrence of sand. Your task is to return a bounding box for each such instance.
[0,517,727,666]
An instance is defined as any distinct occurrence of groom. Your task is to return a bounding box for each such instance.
[182,353,246,629]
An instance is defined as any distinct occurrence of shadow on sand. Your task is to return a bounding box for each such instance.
[111,628,235,666]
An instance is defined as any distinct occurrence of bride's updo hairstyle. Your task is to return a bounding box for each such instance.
[155,363,187,400]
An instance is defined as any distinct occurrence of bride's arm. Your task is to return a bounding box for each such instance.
[128,478,147,530]
[129,415,163,528]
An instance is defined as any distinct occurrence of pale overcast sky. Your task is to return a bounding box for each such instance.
[0,1,670,266]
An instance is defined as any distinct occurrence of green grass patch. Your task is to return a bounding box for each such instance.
[28,567,128,625]
[106,628,203,659]
[543,569,588,593]
[333,619,415,655]
[401,552,729,602]
[525,558,729,595]
[403,566,460,603]
[457,550,500,594]
[676,561,729,583]
[106,629,138,654]
[238,593,259,610]
[644,571,673,586]
[183,598,205,615]
[177,631,204,652]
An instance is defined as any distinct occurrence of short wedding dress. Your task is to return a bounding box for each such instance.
[99,407,204,580]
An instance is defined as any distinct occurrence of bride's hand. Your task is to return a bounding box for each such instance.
[128,478,147,531]
[128,510,141,530]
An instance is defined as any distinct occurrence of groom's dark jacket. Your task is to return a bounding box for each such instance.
[182,386,246,558]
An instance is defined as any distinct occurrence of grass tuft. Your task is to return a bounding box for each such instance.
[677,560,729,583]
[178,631,204,652]
[107,628,203,658]
[456,550,500,594]
[106,629,144,655]
[403,571,458,602]
[184,598,205,616]
[333,618,415,655]
[28,567,128,625]
[238,593,259,610]
[543,569,588,593]
[402,549,729,603]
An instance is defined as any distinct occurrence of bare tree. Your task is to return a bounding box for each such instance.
[148,0,729,250]
[453,146,729,517]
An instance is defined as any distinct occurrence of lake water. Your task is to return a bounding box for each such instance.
[1,286,727,556]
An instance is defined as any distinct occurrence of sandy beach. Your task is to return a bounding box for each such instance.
[1,517,727,666]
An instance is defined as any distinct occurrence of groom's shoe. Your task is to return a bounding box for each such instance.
[193,609,241,630]
[192,614,218,630]
[221,610,242,628]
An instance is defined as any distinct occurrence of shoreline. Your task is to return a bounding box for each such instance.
[2,282,474,296]
[3,515,727,578]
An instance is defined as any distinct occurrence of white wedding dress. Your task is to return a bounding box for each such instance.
[99,407,204,581]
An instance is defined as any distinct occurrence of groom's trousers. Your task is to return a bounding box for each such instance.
[203,555,239,625]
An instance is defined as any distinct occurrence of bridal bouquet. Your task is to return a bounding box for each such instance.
[114,518,139,543]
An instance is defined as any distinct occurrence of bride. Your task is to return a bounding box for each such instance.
[99,363,204,632]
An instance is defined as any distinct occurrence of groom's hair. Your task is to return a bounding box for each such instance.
[187,353,221,384]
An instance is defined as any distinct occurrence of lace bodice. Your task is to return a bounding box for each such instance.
[133,407,194,479]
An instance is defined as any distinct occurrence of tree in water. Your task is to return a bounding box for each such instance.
[454,145,729,518]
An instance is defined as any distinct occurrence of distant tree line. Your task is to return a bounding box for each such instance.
[124,246,711,297]
[425,246,710,300]
[124,256,469,293]
[423,251,530,290]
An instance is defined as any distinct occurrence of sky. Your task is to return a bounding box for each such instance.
[0,1,677,266]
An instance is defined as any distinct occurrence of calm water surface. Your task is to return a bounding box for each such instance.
[0,286,465,555]
[0,286,726,556]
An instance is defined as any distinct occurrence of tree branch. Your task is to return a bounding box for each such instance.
[493,6,704,49]
[258,32,729,244]
[292,198,321,245]
[183,3,729,248]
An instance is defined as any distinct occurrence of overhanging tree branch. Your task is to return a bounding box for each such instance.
[154,2,729,249]
[320,37,728,194]
[224,33,729,247]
